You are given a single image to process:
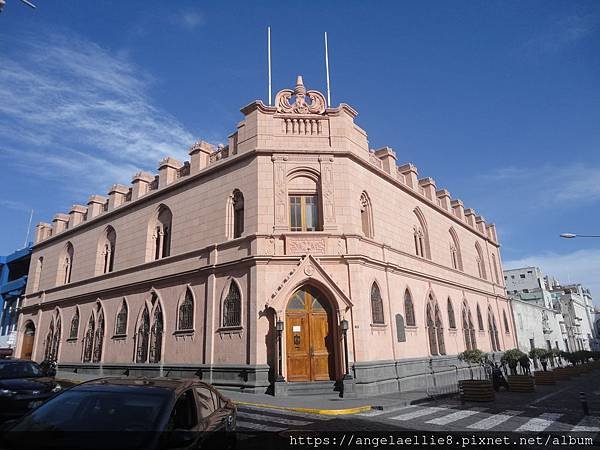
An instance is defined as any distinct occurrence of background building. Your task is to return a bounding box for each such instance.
[16,77,515,396]
[0,245,32,358]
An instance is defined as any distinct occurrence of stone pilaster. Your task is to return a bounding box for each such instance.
[319,155,337,231]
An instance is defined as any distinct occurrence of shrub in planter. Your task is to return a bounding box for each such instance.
[529,348,550,372]
[501,348,535,392]
[501,349,527,375]
[457,349,494,402]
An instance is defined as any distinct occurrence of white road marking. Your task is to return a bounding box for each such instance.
[426,408,486,426]
[355,405,413,417]
[389,406,450,421]
[516,413,562,432]
[467,410,523,430]
[237,412,310,426]
[572,416,600,432]
[236,419,286,432]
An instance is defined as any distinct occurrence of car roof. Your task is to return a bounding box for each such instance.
[73,377,215,396]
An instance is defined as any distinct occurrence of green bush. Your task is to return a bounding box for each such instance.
[457,349,489,380]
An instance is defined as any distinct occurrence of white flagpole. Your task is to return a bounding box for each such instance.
[23,209,33,248]
[324,31,331,107]
[268,27,272,105]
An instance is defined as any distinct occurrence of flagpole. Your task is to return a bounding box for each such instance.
[324,31,331,107]
[268,27,272,105]
[23,209,33,248]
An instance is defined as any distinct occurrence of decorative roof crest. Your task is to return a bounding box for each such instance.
[275,75,326,115]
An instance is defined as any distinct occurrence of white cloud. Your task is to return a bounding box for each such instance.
[173,11,205,31]
[505,249,600,300]
[523,13,598,54]
[0,30,195,199]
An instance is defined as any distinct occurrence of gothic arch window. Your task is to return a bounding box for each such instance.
[69,308,79,339]
[491,253,500,284]
[434,302,446,355]
[475,242,487,280]
[149,303,163,363]
[92,308,104,363]
[476,304,484,331]
[449,228,463,271]
[487,309,500,352]
[135,306,150,363]
[44,311,61,362]
[360,192,374,238]
[178,288,194,331]
[413,208,431,259]
[370,282,384,325]
[222,282,241,327]
[115,300,128,336]
[98,226,116,274]
[151,206,172,260]
[426,303,438,355]
[404,289,416,327]
[60,242,74,285]
[462,301,477,350]
[447,298,456,329]
[82,314,95,363]
[226,190,245,239]
[33,257,43,291]
[44,321,54,361]
[503,310,510,334]
[288,171,321,232]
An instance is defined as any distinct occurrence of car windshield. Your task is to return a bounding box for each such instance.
[11,388,172,433]
[0,361,44,379]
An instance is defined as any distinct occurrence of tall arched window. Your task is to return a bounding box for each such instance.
[223,282,241,327]
[135,306,150,363]
[152,206,172,260]
[232,190,244,239]
[488,309,500,351]
[475,243,487,280]
[69,308,79,339]
[149,304,163,363]
[44,321,54,361]
[99,226,116,274]
[82,314,95,363]
[370,283,384,324]
[426,303,438,355]
[491,253,500,284]
[435,303,446,355]
[44,312,61,362]
[288,172,320,232]
[115,300,128,336]
[447,298,456,329]
[476,304,484,331]
[360,192,374,238]
[503,310,510,333]
[426,296,446,356]
[404,290,416,326]
[449,228,463,271]
[33,257,43,291]
[178,289,194,330]
[60,242,74,285]
[462,302,477,350]
[413,208,430,259]
[92,308,104,363]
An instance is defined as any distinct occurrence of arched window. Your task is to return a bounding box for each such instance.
[370,283,384,324]
[447,298,456,329]
[412,208,430,259]
[435,303,446,355]
[61,242,74,285]
[426,303,438,355]
[135,306,150,363]
[360,192,374,238]
[44,312,61,362]
[44,321,54,361]
[491,253,500,284]
[449,228,463,271]
[223,282,241,327]
[487,311,499,351]
[462,302,477,350]
[404,290,416,326]
[152,206,172,260]
[99,226,116,274]
[69,308,79,339]
[425,296,446,356]
[288,172,320,232]
[33,257,43,291]
[115,300,128,336]
[92,308,104,363]
[475,243,487,280]
[503,310,510,333]
[178,289,194,330]
[149,304,163,363]
[83,314,95,363]
[476,304,484,331]
[233,190,244,239]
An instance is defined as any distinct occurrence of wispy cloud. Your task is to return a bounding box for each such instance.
[173,10,205,31]
[0,200,31,213]
[523,13,598,54]
[505,248,600,299]
[0,30,195,199]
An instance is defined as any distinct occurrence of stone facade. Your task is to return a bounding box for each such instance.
[16,76,515,396]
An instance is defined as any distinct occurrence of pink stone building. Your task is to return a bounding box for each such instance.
[16,76,516,396]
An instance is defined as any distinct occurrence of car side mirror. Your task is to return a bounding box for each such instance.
[167,429,197,448]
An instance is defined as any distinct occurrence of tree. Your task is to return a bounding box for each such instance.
[529,348,550,371]
[458,349,488,380]
[501,348,527,375]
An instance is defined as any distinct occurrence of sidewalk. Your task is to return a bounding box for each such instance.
[54,370,432,415]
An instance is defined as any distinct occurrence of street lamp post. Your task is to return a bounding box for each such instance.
[340,319,352,380]
[275,319,285,382]
[560,233,600,239]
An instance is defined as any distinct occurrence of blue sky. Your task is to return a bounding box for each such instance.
[0,1,599,296]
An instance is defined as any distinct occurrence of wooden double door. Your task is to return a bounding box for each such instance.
[285,287,335,382]
[20,325,35,360]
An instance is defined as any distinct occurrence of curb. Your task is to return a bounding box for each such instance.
[234,400,372,416]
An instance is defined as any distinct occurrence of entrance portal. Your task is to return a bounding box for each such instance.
[285,286,335,382]
[20,322,35,360]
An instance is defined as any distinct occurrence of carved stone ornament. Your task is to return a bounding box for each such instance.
[275,75,326,115]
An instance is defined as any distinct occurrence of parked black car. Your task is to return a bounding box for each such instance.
[0,359,64,423]
[0,377,237,449]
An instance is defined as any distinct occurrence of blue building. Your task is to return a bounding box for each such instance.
[0,245,32,358]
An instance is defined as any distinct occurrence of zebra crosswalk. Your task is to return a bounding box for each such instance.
[236,406,325,432]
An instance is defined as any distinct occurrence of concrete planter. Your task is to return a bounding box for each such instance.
[507,374,535,392]
[533,370,555,385]
[459,379,495,402]
[553,367,571,380]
